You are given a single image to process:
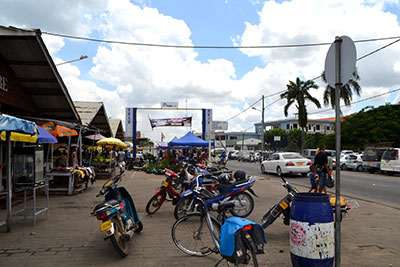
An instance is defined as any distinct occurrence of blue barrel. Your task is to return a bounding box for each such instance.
[290,193,334,267]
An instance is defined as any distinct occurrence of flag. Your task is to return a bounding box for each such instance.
[161,133,166,138]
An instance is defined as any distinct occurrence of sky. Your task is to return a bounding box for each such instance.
[1,0,400,142]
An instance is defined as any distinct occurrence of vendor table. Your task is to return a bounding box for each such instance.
[12,178,49,227]
[46,172,75,196]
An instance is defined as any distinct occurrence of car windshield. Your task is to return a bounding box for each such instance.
[282,154,304,159]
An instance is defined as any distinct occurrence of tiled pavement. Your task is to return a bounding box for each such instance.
[0,171,399,266]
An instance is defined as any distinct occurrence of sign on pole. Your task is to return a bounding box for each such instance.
[161,102,178,108]
[125,108,134,138]
[212,121,228,131]
[324,35,356,267]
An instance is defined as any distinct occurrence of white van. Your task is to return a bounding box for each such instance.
[380,148,400,175]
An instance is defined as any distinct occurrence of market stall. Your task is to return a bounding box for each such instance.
[93,138,126,179]
[0,114,36,232]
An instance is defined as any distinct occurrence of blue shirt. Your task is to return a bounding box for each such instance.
[308,172,317,185]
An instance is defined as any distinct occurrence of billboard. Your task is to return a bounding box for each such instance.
[149,117,192,128]
[125,108,134,138]
[212,121,228,131]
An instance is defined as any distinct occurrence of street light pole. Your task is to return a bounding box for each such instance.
[261,95,265,160]
[56,55,88,66]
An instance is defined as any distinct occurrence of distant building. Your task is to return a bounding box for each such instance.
[254,117,338,135]
[215,131,262,151]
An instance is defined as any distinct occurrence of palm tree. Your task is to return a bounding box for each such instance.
[280,77,321,150]
[321,68,361,108]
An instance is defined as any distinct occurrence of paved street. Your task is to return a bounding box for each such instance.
[228,161,400,209]
[1,170,399,266]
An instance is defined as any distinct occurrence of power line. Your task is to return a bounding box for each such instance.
[226,97,262,121]
[42,31,400,49]
[308,87,400,115]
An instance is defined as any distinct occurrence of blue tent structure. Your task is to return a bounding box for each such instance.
[169,131,213,147]
[0,114,36,232]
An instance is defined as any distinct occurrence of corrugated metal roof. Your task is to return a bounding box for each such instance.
[74,101,112,137]
[109,119,125,140]
[0,26,81,123]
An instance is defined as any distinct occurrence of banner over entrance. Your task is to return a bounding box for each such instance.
[149,117,192,128]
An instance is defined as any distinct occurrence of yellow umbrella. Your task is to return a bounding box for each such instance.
[97,137,127,148]
[1,131,38,143]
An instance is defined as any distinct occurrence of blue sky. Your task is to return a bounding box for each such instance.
[2,0,400,141]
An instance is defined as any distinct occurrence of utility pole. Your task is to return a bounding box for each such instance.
[261,95,265,160]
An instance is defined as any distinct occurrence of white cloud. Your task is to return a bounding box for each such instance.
[2,0,400,142]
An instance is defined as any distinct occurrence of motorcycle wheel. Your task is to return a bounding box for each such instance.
[110,219,129,257]
[174,197,196,220]
[145,194,164,215]
[133,221,143,233]
[230,192,254,218]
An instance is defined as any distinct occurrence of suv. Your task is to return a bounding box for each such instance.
[380,148,400,175]
[362,147,388,173]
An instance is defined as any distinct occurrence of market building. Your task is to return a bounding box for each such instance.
[109,119,125,141]
[74,101,113,137]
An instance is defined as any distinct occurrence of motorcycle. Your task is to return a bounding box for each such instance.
[174,172,257,220]
[261,176,356,229]
[91,171,143,257]
[145,168,184,215]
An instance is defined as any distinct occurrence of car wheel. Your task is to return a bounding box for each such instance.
[301,172,307,177]
[261,164,265,174]
[356,165,364,172]
[276,166,282,177]
[340,164,346,170]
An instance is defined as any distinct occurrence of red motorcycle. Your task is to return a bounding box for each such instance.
[145,169,183,215]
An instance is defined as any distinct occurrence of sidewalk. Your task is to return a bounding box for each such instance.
[0,171,399,266]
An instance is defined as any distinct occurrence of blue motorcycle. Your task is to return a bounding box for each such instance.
[174,171,257,220]
[91,172,142,257]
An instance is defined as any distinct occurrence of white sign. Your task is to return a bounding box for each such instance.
[0,75,8,92]
[274,136,281,141]
[212,121,228,131]
[324,36,357,88]
[206,109,213,140]
[125,108,134,138]
[161,102,178,108]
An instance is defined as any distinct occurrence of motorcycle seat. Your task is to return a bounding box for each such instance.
[94,199,120,211]
[217,180,249,190]
[182,180,191,187]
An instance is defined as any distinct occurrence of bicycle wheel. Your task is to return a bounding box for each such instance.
[171,212,221,257]
[230,192,254,218]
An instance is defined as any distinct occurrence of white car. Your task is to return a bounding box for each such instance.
[261,152,312,177]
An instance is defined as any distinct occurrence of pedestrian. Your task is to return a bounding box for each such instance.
[308,164,319,193]
[117,148,125,173]
[314,145,330,194]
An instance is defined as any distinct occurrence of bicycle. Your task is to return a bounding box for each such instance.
[171,187,262,266]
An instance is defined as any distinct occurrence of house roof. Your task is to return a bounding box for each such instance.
[74,101,112,137]
[0,26,80,123]
[109,119,125,140]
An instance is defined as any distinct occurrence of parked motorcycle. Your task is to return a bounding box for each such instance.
[145,168,184,215]
[174,171,257,220]
[261,176,355,229]
[91,172,143,257]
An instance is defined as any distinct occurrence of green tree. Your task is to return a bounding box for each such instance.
[264,128,288,151]
[280,77,321,150]
[286,129,302,152]
[321,68,361,108]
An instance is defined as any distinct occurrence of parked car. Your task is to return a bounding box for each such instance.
[302,149,317,162]
[341,150,354,156]
[380,148,400,175]
[229,150,239,160]
[362,147,387,173]
[344,154,364,171]
[260,152,312,177]
[238,151,251,162]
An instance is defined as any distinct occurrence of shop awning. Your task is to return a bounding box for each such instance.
[0,114,35,134]
[169,132,213,147]
[0,26,81,124]
[74,101,112,137]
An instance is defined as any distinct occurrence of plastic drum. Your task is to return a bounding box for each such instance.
[290,193,334,267]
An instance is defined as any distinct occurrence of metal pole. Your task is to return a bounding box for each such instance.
[242,132,244,151]
[208,120,212,166]
[6,132,11,232]
[334,36,342,267]
[261,95,265,160]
